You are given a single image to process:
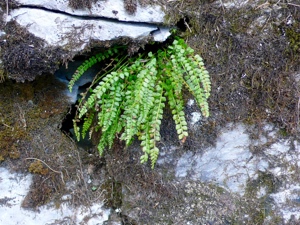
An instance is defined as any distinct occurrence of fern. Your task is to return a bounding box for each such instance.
[82,112,94,139]
[70,37,211,168]
[121,57,158,145]
[68,47,122,92]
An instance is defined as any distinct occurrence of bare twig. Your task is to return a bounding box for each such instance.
[6,0,8,15]
[5,0,9,25]
[25,157,65,184]
[284,2,300,8]
[17,104,26,129]
[1,122,14,130]
[184,17,192,33]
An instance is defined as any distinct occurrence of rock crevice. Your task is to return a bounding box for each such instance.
[0,0,170,82]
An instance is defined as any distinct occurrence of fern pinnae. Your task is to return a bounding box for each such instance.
[70,37,211,168]
[99,82,124,132]
[79,70,122,119]
[164,79,188,141]
[149,93,165,168]
[121,58,157,144]
[171,44,211,118]
[73,119,81,141]
[98,110,122,156]
[68,47,121,92]
[140,82,165,168]
[81,112,95,139]
[140,124,151,164]
[139,62,158,124]
[185,73,209,117]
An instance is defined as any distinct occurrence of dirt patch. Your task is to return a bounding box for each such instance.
[0,21,67,82]
[68,0,98,9]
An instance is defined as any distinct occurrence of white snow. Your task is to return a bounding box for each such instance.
[8,8,162,51]
[187,99,195,107]
[15,0,165,23]
[190,112,202,125]
[176,124,266,193]
[176,122,300,221]
[176,123,269,194]
[0,167,110,225]
[7,0,170,51]
[270,185,300,222]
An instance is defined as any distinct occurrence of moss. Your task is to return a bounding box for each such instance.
[0,72,71,160]
[0,74,75,208]
[0,82,28,161]
[0,21,67,82]
[242,171,281,223]
[246,171,279,197]
[101,179,123,209]
[285,22,300,53]
[28,160,49,175]
[68,0,97,9]
[0,68,5,83]
[279,128,289,137]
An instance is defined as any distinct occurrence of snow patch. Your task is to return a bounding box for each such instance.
[14,0,165,23]
[176,123,269,194]
[271,185,300,222]
[0,167,110,225]
[187,99,195,106]
[7,0,170,51]
[190,112,202,125]
[8,8,163,51]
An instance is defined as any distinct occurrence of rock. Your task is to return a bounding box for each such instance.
[1,0,300,224]
[0,0,170,82]
[7,8,168,49]
[14,0,165,23]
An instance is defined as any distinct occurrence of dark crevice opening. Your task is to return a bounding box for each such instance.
[176,16,191,32]
[61,104,77,138]
[57,35,181,150]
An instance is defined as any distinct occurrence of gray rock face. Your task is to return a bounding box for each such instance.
[1,0,300,224]
[6,0,169,51]
[15,0,165,23]
[1,0,170,81]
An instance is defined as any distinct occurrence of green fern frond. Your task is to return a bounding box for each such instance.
[167,38,211,117]
[140,82,165,168]
[68,46,122,92]
[121,57,157,145]
[193,54,211,97]
[78,70,128,119]
[97,115,122,155]
[82,112,94,139]
[73,119,81,141]
[164,76,188,141]
[70,38,211,168]
[97,82,124,132]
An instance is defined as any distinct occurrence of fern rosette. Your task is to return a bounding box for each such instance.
[69,38,211,168]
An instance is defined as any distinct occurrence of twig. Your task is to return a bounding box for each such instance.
[6,0,8,15]
[1,123,14,130]
[297,96,300,130]
[255,2,270,10]
[25,157,65,184]
[74,148,91,203]
[5,0,9,25]
[184,17,192,33]
[285,2,300,8]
